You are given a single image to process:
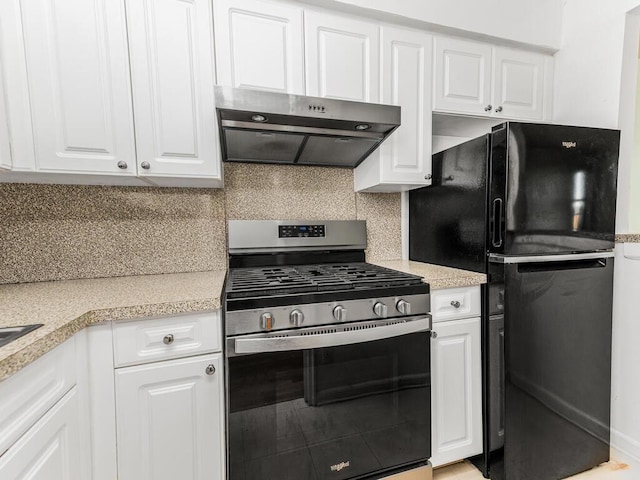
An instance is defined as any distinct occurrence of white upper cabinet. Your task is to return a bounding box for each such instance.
[434,36,552,121]
[493,47,546,120]
[9,0,136,175]
[126,0,221,185]
[355,26,432,192]
[0,0,35,172]
[0,0,222,186]
[434,37,493,116]
[0,63,10,171]
[214,0,304,94]
[305,11,380,101]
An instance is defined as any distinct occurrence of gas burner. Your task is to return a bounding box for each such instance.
[226,262,424,299]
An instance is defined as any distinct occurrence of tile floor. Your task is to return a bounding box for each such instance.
[434,457,637,480]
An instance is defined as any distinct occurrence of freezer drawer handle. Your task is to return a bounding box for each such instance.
[491,198,503,248]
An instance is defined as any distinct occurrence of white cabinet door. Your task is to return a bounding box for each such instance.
[433,37,493,116]
[14,0,136,175]
[355,26,432,192]
[0,62,11,170]
[492,47,546,120]
[0,387,85,480]
[214,0,304,94]
[115,354,224,480]
[126,0,221,184]
[431,317,482,467]
[380,27,432,186]
[305,11,379,101]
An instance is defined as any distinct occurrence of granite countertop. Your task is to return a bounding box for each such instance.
[616,234,640,243]
[0,261,482,381]
[0,270,226,382]
[371,260,487,290]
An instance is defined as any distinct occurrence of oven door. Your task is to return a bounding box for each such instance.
[226,316,432,480]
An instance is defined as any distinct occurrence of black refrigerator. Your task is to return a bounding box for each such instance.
[409,122,620,480]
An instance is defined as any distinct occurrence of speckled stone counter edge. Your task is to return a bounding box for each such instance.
[0,297,222,383]
[616,234,640,243]
[428,274,487,290]
[369,260,487,290]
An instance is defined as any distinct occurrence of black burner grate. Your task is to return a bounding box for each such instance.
[226,263,423,299]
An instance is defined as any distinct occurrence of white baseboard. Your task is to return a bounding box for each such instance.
[611,428,640,466]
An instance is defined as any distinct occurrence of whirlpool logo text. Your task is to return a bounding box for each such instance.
[330,461,350,472]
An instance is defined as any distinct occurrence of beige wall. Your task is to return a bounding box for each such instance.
[0,163,401,284]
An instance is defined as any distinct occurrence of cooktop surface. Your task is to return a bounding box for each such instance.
[225,262,425,299]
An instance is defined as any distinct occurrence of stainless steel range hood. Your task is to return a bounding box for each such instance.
[214,86,400,168]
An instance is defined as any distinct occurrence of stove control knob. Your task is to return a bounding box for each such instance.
[260,313,274,331]
[290,309,304,327]
[373,302,388,318]
[333,305,347,322]
[396,299,411,315]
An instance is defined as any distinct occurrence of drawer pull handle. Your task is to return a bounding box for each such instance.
[163,334,175,345]
[450,300,461,308]
[205,364,216,375]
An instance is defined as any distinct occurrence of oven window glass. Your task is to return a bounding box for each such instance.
[227,332,431,480]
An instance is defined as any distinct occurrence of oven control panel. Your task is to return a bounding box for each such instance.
[225,293,431,336]
[278,224,325,238]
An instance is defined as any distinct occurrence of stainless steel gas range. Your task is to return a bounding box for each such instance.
[224,220,433,480]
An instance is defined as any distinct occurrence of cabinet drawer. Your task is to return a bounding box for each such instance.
[112,311,221,368]
[0,336,76,456]
[431,286,481,322]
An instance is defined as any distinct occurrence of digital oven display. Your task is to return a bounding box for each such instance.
[278,224,325,238]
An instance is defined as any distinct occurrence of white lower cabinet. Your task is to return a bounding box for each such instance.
[115,353,224,480]
[430,316,482,467]
[0,387,84,479]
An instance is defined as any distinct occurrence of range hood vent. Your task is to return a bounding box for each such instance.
[214,86,400,168]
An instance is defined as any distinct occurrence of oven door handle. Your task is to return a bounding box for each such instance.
[232,316,431,354]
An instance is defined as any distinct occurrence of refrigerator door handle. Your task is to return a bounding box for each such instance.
[491,198,504,248]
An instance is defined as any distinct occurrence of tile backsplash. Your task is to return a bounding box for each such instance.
[1,164,402,284]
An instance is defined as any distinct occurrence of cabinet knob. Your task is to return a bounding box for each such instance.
[424,173,432,180]
[431,331,438,339]
[163,334,175,345]
[484,105,493,112]
[117,161,128,170]
[495,106,503,113]
[205,364,216,375]
[141,161,151,170]
[450,300,461,309]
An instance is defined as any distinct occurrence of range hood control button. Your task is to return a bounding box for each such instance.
[396,299,411,315]
[333,305,347,322]
[373,302,388,318]
[260,313,274,331]
[290,309,304,327]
